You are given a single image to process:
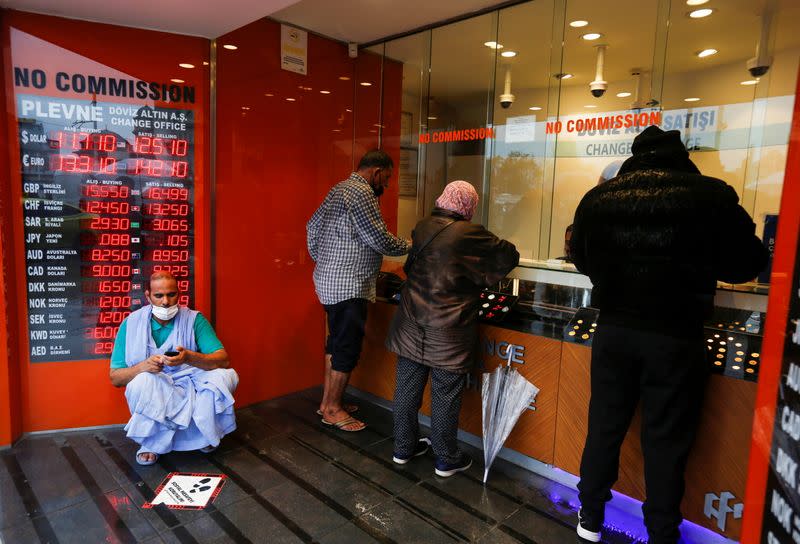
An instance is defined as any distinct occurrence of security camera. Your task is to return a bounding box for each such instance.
[747,3,774,78]
[499,67,514,109]
[746,56,772,78]
[589,45,608,98]
[499,93,515,109]
[589,81,607,98]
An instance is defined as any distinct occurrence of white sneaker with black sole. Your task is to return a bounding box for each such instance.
[576,508,602,542]
[392,438,431,464]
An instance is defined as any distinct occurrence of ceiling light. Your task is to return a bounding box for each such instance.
[688,8,714,18]
[686,0,709,5]
[740,79,759,85]
[684,97,701,102]
[170,78,185,83]
[286,98,296,102]
[584,104,597,108]
[697,48,718,58]
[360,82,372,86]
[569,20,589,27]
[203,61,209,66]
[320,90,331,94]
[616,92,631,97]
[555,73,573,80]
[241,106,250,110]
[223,44,238,50]
[264,93,274,97]
[529,106,542,111]
[484,41,504,49]
[501,51,517,58]
[339,76,351,80]
[427,116,438,120]
[178,63,195,69]
[346,108,352,112]
[581,33,603,41]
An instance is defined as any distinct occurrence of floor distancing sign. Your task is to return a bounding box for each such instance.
[143,472,226,510]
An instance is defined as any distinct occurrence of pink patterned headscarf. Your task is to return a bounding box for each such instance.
[435,180,479,221]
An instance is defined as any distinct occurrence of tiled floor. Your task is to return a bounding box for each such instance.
[0,387,637,544]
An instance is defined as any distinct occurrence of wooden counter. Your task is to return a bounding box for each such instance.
[351,302,755,541]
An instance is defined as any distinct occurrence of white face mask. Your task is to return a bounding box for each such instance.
[151,304,179,320]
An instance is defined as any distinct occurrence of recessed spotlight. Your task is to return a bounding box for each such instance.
[484,41,504,49]
[569,20,589,27]
[320,90,331,94]
[178,63,195,69]
[170,78,185,83]
[581,33,603,41]
[684,97,701,102]
[501,51,517,58]
[339,76,351,81]
[584,104,597,108]
[740,80,759,85]
[286,98,296,102]
[223,44,238,50]
[686,0,709,5]
[202,61,209,66]
[529,106,542,111]
[264,93,274,97]
[241,106,250,110]
[616,92,631,97]
[697,48,718,58]
[555,73,573,80]
[688,8,714,18]
[360,82,372,86]
[346,108,352,112]
[427,116,438,120]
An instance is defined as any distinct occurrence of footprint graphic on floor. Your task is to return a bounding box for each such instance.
[190,478,212,493]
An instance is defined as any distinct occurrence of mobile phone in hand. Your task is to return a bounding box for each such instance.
[164,350,179,357]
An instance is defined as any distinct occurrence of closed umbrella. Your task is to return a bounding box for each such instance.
[481,353,539,483]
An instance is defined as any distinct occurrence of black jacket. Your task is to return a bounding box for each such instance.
[569,169,768,332]
[385,208,519,373]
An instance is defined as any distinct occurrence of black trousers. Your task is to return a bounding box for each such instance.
[577,322,708,544]
[393,356,466,464]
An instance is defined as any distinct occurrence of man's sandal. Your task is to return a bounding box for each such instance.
[316,404,358,416]
[321,416,366,432]
[136,451,159,466]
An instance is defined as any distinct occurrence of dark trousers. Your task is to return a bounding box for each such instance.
[393,356,466,464]
[577,323,708,544]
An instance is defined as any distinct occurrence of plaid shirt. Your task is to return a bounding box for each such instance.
[307,173,409,305]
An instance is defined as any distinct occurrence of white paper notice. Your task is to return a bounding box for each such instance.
[505,115,536,143]
[281,25,308,75]
[144,473,225,510]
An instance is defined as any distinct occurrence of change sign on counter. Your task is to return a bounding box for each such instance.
[16,94,197,362]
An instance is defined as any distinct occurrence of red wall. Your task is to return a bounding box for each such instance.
[0,11,211,438]
[0,9,22,446]
[214,20,403,406]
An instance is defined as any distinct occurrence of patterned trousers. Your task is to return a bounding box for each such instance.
[393,356,466,464]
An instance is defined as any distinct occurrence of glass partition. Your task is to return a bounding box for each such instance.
[371,0,799,288]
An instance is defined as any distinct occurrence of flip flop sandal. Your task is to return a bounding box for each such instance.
[200,445,217,453]
[136,450,159,466]
[316,404,359,416]
[321,416,367,432]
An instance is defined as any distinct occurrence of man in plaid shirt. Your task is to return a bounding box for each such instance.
[307,150,409,431]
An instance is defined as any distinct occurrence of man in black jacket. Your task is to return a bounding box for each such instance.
[570,126,768,544]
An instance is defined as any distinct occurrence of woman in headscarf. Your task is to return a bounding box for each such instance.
[386,180,519,477]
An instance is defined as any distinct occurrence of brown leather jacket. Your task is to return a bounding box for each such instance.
[385,208,519,373]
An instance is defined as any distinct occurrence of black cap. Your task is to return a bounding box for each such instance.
[618,125,700,175]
